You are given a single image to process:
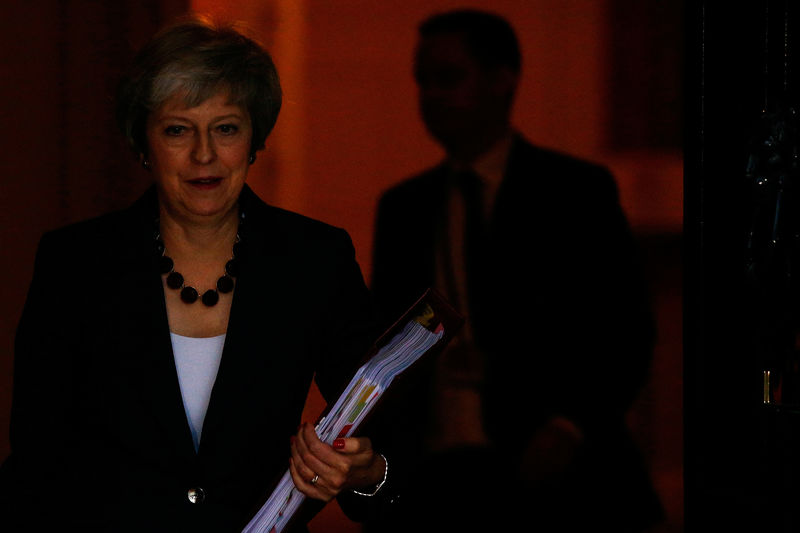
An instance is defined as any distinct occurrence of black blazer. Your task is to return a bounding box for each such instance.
[370,135,663,530]
[0,185,381,532]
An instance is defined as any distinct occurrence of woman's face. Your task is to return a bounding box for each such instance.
[145,90,252,223]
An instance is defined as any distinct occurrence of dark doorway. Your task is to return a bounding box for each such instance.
[685,1,800,531]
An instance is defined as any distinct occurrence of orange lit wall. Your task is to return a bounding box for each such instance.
[0,2,682,532]
[194,1,682,269]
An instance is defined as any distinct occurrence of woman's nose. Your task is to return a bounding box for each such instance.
[191,132,216,164]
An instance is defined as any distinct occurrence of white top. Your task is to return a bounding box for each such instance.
[170,332,226,452]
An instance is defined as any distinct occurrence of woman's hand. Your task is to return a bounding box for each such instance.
[289,422,386,502]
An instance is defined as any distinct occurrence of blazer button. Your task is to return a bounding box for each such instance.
[187,487,206,504]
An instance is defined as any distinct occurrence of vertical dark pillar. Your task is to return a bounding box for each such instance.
[685,1,800,530]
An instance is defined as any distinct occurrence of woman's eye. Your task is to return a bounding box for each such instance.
[217,124,239,135]
[164,125,186,136]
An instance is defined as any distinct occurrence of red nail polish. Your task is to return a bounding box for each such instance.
[333,438,345,450]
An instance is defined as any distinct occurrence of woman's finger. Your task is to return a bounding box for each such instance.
[289,456,333,501]
[294,423,348,488]
[289,435,318,486]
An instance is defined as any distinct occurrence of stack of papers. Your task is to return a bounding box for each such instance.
[242,305,448,533]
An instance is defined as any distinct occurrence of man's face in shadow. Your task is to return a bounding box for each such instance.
[414,32,512,157]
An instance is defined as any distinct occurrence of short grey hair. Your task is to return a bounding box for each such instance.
[116,16,282,157]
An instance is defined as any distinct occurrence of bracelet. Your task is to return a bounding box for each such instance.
[351,453,388,497]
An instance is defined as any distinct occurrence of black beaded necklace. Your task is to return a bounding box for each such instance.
[154,214,243,307]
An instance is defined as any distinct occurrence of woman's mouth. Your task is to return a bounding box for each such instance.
[187,177,223,189]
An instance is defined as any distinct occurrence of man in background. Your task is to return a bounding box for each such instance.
[369,9,664,532]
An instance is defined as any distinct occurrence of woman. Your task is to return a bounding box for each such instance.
[0,17,390,532]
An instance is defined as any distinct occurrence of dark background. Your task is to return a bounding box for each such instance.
[685,1,800,531]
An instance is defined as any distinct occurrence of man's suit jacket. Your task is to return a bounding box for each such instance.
[0,185,381,532]
[370,135,663,530]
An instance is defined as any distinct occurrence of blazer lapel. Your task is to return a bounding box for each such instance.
[198,189,304,459]
[420,165,451,285]
[116,190,197,462]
